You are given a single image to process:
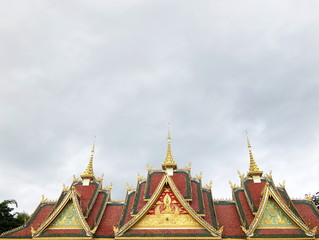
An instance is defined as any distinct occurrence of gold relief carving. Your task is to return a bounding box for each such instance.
[133,187,202,229]
[258,200,296,228]
[49,202,82,229]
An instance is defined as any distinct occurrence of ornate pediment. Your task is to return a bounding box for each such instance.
[49,201,82,229]
[257,199,297,229]
[133,186,202,229]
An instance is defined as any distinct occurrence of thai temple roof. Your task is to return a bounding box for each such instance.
[1,131,319,240]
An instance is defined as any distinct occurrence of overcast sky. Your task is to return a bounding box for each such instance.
[1,0,319,214]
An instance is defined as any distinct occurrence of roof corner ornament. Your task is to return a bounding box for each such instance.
[31,226,36,235]
[104,182,113,191]
[185,162,192,171]
[146,164,153,171]
[113,226,119,234]
[265,170,273,179]
[311,226,318,234]
[241,225,248,234]
[137,172,146,181]
[205,180,213,189]
[305,193,313,201]
[278,180,286,188]
[245,131,263,180]
[97,173,104,181]
[126,183,135,191]
[217,225,224,234]
[229,180,238,189]
[237,170,245,179]
[162,123,177,174]
[41,194,48,203]
[62,183,69,191]
[195,171,203,180]
[81,136,96,184]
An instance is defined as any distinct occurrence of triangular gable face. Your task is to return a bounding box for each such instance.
[33,189,92,238]
[246,185,314,238]
[48,201,82,229]
[133,184,203,229]
[257,199,297,229]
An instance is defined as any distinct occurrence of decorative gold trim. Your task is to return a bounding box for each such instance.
[237,170,245,179]
[229,181,238,189]
[115,237,220,239]
[185,162,192,170]
[116,175,221,237]
[204,181,213,189]
[278,180,286,188]
[195,171,203,180]
[245,184,315,237]
[126,183,135,191]
[33,188,93,237]
[104,182,113,191]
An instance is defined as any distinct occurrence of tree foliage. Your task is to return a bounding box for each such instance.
[313,192,319,209]
[0,200,30,234]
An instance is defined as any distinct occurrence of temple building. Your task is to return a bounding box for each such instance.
[1,131,319,240]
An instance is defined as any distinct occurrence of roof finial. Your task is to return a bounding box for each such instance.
[162,123,177,170]
[81,136,96,181]
[245,131,263,178]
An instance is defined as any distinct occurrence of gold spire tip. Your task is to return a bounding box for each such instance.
[81,138,96,181]
[162,123,177,170]
[245,132,263,178]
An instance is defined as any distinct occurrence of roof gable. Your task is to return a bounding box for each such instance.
[116,174,221,238]
[244,183,315,238]
[257,199,297,228]
[33,188,92,238]
[133,185,202,229]
[49,201,82,229]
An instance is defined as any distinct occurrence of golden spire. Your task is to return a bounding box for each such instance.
[162,124,177,170]
[246,131,263,178]
[81,137,96,181]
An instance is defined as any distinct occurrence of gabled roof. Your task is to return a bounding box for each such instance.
[243,183,315,238]
[116,174,222,238]
[33,188,92,238]
[73,180,101,216]
[144,170,192,200]
[0,201,55,238]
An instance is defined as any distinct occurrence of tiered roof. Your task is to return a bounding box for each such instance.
[1,132,319,240]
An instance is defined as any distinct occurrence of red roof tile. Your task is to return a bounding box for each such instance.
[74,182,99,215]
[7,203,55,237]
[95,203,124,237]
[236,190,254,225]
[215,202,245,237]
[86,192,108,228]
[244,180,266,210]
[294,200,319,235]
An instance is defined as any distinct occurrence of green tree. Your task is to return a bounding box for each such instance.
[313,192,319,209]
[0,200,29,234]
